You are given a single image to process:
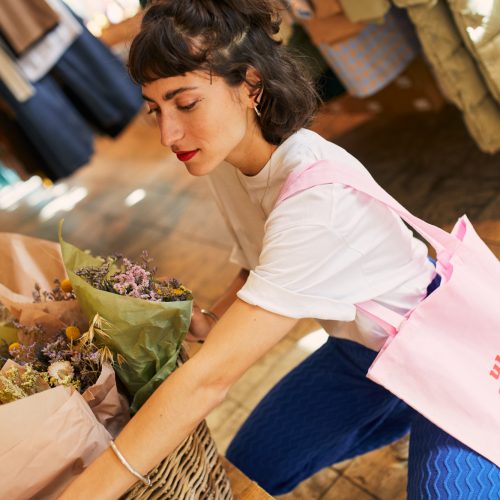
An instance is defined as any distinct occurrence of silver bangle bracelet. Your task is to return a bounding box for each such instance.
[200,308,219,323]
[109,440,151,487]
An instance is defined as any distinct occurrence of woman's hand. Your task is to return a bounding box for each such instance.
[185,303,216,343]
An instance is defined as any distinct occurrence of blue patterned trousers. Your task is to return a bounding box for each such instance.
[226,336,500,498]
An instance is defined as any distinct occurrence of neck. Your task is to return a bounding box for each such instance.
[227,119,278,176]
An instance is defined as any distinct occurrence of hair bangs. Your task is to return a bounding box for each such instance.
[128,23,207,85]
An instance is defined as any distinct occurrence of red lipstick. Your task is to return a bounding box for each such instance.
[175,150,198,162]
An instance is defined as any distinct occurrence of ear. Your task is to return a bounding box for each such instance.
[244,66,263,106]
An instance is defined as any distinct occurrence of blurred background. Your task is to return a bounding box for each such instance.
[0,1,499,498]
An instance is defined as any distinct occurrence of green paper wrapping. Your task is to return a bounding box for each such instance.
[59,225,192,413]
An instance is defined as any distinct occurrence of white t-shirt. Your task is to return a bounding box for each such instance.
[207,129,435,351]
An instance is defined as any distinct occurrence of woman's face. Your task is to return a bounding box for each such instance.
[142,71,263,176]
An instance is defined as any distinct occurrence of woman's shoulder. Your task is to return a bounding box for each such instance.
[269,130,389,231]
[276,129,365,176]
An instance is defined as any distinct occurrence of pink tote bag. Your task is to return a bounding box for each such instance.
[275,160,500,467]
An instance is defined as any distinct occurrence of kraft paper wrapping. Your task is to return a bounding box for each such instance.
[0,232,87,337]
[82,363,130,438]
[0,232,66,295]
[0,385,111,500]
[0,359,130,439]
[0,359,130,497]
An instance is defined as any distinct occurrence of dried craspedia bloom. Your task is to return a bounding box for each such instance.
[65,326,81,341]
[60,278,73,293]
[8,342,21,356]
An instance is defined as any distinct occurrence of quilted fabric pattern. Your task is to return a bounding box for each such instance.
[319,8,420,97]
[448,0,500,104]
[398,0,500,153]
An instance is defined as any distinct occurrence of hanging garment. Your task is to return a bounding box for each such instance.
[395,0,500,153]
[0,0,141,177]
[275,159,500,468]
[16,0,82,83]
[52,26,143,137]
[447,0,500,105]
[12,0,141,136]
[0,42,34,102]
[0,75,94,179]
[0,0,59,56]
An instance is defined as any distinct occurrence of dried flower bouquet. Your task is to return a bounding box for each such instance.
[0,232,130,499]
[59,223,193,413]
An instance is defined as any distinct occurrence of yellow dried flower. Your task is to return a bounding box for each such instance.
[60,278,73,293]
[8,342,21,356]
[65,326,81,341]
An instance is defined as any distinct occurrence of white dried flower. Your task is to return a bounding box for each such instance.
[48,361,74,384]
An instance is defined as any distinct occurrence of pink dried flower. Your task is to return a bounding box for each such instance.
[76,252,192,302]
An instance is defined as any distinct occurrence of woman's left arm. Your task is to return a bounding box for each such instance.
[59,298,298,499]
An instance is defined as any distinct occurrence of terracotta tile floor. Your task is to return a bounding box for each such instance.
[1,102,499,499]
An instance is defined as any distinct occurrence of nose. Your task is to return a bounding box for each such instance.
[158,113,184,148]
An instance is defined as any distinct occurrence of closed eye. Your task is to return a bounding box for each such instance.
[177,99,201,112]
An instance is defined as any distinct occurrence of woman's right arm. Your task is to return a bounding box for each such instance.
[59,298,297,499]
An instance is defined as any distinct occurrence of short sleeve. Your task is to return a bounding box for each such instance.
[238,269,357,320]
[236,185,369,321]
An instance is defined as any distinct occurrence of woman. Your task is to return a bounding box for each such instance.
[60,1,499,498]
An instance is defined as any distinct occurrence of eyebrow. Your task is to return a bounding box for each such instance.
[142,86,198,103]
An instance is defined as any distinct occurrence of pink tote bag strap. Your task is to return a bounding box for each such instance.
[274,159,456,334]
[354,300,406,336]
[276,160,460,256]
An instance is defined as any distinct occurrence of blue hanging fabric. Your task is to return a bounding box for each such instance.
[52,24,143,137]
[0,74,94,179]
[0,0,142,178]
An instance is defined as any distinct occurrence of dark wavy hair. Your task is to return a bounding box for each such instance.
[128,0,319,145]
